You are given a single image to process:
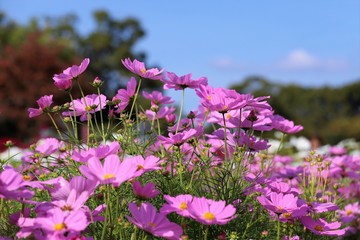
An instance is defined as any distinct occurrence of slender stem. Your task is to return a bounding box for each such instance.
[222,113,228,162]
[128,78,142,120]
[97,87,106,143]
[47,113,63,140]
[276,216,281,240]
[204,225,209,240]
[175,89,185,134]
[68,93,78,141]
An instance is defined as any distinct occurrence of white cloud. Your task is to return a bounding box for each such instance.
[277,49,348,71]
[210,57,247,70]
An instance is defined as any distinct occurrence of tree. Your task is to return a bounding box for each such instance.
[0,11,159,144]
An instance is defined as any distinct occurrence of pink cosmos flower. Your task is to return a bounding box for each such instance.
[132,181,160,199]
[162,72,208,90]
[35,208,88,239]
[257,192,298,214]
[126,202,183,240]
[71,141,121,162]
[52,189,90,212]
[53,58,90,90]
[62,94,107,121]
[271,115,303,134]
[337,202,360,223]
[113,77,137,112]
[121,155,162,178]
[35,138,64,157]
[196,85,244,113]
[28,95,53,118]
[42,176,98,201]
[146,105,176,121]
[79,154,137,187]
[121,58,164,80]
[142,90,174,106]
[160,194,193,218]
[158,128,197,147]
[299,216,345,236]
[187,197,236,225]
[0,166,34,200]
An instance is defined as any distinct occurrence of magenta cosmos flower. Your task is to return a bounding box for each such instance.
[126,202,183,240]
[299,216,345,237]
[79,154,137,187]
[132,181,160,200]
[122,58,164,80]
[162,72,208,90]
[187,197,236,225]
[160,194,194,218]
[53,58,90,90]
[62,94,107,121]
[28,95,53,118]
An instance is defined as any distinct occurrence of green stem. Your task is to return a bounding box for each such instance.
[222,113,228,162]
[276,216,281,240]
[128,78,142,121]
[175,89,185,134]
[97,87,106,143]
[47,113,63,140]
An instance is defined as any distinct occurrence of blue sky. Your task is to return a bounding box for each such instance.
[2,1,360,111]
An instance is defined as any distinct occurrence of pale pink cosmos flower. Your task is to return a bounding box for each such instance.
[113,77,137,112]
[41,175,98,201]
[121,58,164,80]
[196,85,244,113]
[62,94,107,121]
[0,166,34,200]
[257,192,298,214]
[71,141,121,162]
[160,194,193,218]
[28,95,53,118]
[146,105,176,121]
[187,197,236,225]
[271,115,303,134]
[35,208,88,239]
[126,202,183,240]
[132,181,160,200]
[121,155,162,178]
[162,72,208,90]
[142,90,174,106]
[158,128,197,148]
[337,202,360,223]
[53,58,90,90]
[79,154,137,187]
[299,216,345,236]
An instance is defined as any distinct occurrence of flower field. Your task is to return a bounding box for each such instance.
[0,58,359,239]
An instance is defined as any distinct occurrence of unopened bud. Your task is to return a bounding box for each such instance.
[92,77,103,87]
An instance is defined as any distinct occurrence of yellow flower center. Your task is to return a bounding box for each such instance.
[203,212,215,221]
[346,210,353,216]
[103,173,115,179]
[54,223,66,231]
[207,95,212,101]
[314,225,324,232]
[85,106,92,111]
[148,221,156,227]
[22,175,31,181]
[136,165,144,171]
[179,202,187,210]
[283,212,292,218]
[61,205,73,211]
[226,113,232,119]
[140,69,147,74]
